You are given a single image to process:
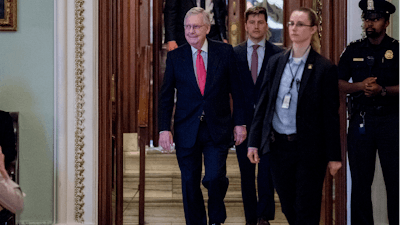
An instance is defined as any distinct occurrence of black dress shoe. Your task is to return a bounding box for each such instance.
[246,222,257,225]
[258,218,270,225]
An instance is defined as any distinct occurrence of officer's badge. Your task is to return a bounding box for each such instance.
[367,0,374,10]
[385,50,394,59]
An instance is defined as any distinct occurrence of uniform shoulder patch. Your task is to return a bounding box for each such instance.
[348,38,364,46]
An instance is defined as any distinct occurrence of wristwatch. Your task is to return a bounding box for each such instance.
[381,86,387,96]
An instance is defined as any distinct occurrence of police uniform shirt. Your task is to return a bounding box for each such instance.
[338,34,399,107]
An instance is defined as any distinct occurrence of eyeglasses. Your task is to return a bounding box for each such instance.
[287,21,314,28]
[184,24,205,31]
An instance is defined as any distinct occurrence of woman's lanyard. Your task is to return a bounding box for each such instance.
[288,60,302,92]
[282,46,309,109]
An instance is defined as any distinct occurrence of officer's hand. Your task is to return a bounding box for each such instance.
[167,41,178,51]
[364,82,382,97]
[247,147,260,164]
[363,77,377,85]
[328,161,342,176]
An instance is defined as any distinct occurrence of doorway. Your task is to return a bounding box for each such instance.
[98,0,348,224]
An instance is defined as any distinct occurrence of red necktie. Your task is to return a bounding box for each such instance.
[251,45,260,84]
[196,50,206,95]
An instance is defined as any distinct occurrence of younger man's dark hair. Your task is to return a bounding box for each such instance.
[245,6,268,22]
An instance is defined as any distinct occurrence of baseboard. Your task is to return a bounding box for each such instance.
[17,222,53,225]
[17,222,95,225]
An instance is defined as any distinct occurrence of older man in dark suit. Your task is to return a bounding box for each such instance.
[158,7,246,225]
[164,0,228,51]
[233,6,282,225]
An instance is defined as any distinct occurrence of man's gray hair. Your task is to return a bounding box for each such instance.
[184,7,211,25]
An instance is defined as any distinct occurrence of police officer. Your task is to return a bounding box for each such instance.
[338,0,399,224]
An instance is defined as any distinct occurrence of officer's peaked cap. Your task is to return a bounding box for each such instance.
[359,0,396,15]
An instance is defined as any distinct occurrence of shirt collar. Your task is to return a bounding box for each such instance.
[247,39,266,49]
[191,39,209,55]
[289,45,311,64]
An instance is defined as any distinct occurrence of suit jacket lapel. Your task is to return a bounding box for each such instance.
[191,0,197,7]
[237,42,255,88]
[298,48,316,102]
[255,40,271,88]
[204,40,221,96]
[237,42,249,71]
[259,40,270,77]
[271,50,290,99]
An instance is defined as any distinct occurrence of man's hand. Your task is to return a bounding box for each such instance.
[234,126,247,146]
[360,77,380,97]
[247,147,260,164]
[167,41,178,51]
[223,39,228,43]
[159,131,174,153]
[365,82,383,97]
[0,146,9,180]
[363,77,377,85]
[328,161,342,176]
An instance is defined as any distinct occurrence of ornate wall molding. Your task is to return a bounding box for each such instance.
[55,0,97,223]
[315,0,323,42]
[74,0,86,222]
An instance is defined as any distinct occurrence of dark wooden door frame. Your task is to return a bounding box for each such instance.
[98,0,114,224]
[99,0,149,224]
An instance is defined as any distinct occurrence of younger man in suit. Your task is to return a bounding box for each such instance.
[159,7,246,225]
[233,6,282,225]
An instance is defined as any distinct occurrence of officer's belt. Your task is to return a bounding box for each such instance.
[353,104,398,116]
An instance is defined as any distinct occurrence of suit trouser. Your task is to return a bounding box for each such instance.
[348,112,399,225]
[236,139,275,223]
[269,138,327,225]
[176,121,230,225]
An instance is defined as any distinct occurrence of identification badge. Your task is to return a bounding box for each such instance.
[385,50,394,59]
[353,58,364,62]
[282,93,291,109]
[359,123,366,134]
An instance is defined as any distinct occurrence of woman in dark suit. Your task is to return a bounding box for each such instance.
[247,8,342,225]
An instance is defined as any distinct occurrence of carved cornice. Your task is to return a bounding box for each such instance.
[74,0,85,222]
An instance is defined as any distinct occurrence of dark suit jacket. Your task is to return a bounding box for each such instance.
[158,39,245,148]
[0,111,16,168]
[164,0,227,46]
[233,40,282,127]
[248,48,341,162]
